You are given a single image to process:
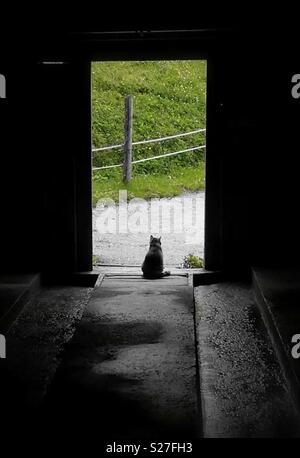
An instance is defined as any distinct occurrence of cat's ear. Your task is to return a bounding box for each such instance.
[150,235,153,241]
[158,237,161,242]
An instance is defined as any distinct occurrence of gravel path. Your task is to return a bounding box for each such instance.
[93,191,204,267]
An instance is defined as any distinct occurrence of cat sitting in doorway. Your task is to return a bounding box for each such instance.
[142,235,171,279]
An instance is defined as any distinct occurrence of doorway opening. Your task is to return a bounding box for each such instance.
[91,60,207,271]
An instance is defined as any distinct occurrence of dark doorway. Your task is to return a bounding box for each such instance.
[91,60,207,270]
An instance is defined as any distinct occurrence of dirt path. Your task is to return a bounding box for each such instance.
[93,191,204,267]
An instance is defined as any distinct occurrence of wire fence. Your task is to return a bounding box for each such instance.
[92,128,206,154]
[92,96,206,180]
[92,128,206,171]
[92,145,206,171]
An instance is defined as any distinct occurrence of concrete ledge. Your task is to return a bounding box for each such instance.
[41,272,99,287]
[252,268,300,413]
[0,274,41,333]
[192,270,223,286]
[192,269,252,287]
[195,281,300,437]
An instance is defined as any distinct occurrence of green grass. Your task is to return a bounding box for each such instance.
[92,60,206,203]
[93,164,205,205]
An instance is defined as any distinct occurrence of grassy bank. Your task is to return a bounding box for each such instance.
[92,164,205,205]
[92,60,206,203]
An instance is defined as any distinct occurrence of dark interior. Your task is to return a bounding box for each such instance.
[1,18,300,445]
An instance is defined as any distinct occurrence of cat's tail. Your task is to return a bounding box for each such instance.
[162,270,171,277]
[142,270,171,279]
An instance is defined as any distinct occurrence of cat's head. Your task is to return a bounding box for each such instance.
[150,235,161,246]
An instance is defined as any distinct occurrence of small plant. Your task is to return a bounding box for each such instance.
[182,254,204,268]
[93,255,101,266]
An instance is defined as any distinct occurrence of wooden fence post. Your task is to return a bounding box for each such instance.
[123,95,133,183]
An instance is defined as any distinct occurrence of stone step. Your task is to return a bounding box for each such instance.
[0,274,40,333]
[194,281,300,437]
[252,268,300,415]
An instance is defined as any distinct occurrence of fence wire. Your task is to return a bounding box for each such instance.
[92,145,206,171]
[92,128,206,153]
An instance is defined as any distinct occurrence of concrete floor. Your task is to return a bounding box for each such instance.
[2,269,300,440]
[43,274,198,439]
